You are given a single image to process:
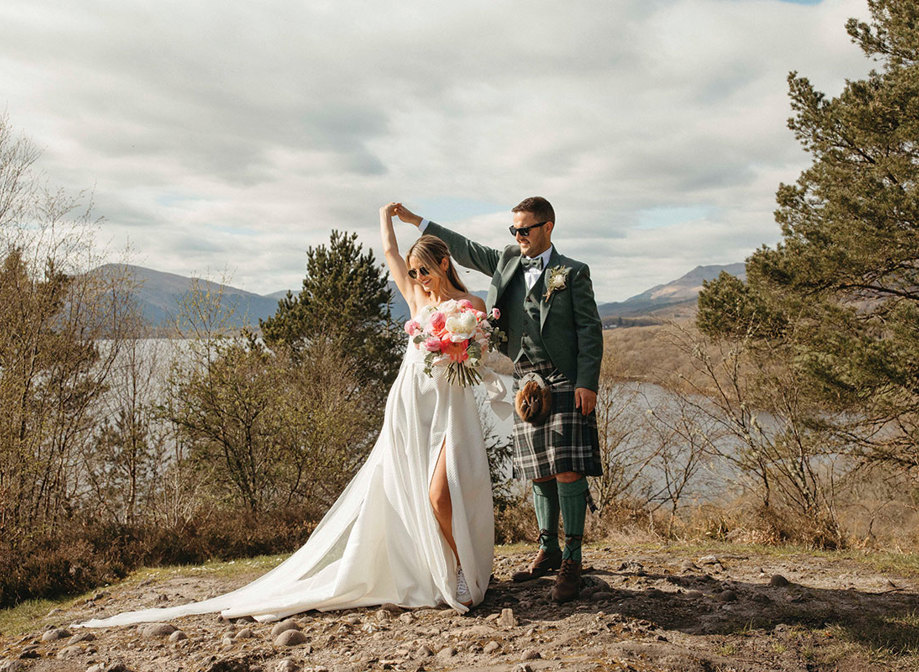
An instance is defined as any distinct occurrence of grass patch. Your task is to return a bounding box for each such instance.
[0,553,289,637]
[603,539,919,577]
[121,553,289,584]
[830,612,919,658]
[0,596,86,637]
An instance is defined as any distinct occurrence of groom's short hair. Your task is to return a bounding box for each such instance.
[512,196,555,225]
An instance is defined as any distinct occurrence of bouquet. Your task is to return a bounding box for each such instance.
[404,299,505,386]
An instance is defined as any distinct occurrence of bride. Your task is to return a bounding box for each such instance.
[77,203,506,627]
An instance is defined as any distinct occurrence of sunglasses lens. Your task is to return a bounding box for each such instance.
[408,269,417,279]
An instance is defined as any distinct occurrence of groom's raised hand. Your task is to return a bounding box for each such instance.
[394,204,423,227]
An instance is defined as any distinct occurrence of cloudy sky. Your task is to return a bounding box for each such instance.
[1,0,872,301]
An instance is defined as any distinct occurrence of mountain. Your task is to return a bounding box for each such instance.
[89,262,745,331]
[598,263,746,325]
[91,264,282,329]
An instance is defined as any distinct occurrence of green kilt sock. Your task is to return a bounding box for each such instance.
[558,477,589,562]
[532,479,560,553]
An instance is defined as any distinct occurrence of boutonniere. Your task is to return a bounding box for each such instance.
[544,265,571,301]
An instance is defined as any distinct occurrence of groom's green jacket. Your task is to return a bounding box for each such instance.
[424,222,604,393]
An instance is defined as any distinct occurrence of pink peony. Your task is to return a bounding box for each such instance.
[404,319,421,336]
[457,299,474,310]
[475,310,487,321]
[429,311,446,332]
[491,307,501,320]
[423,337,442,352]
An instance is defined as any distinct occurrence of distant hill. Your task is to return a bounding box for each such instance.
[89,262,745,331]
[90,264,282,329]
[598,263,746,326]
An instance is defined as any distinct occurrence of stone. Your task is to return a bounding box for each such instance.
[103,663,133,672]
[522,649,542,660]
[698,555,721,566]
[271,619,302,636]
[168,630,188,643]
[140,623,177,638]
[275,659,300,672]
[275,629,308,646]
[0,661,26,672]
[436,646,457,659]
[68,631,96,645]
[233,628,254,639]
[375,608,392,621]
[770,574,790,587]
[459,625,496,638]
[617,560,645,574]
[56,645,83,659]
[416,645,434,658]
[717,590,738,602]
[679,560,698,573]
[86,665,105,672]
[516,665,534,672]
[498,608,517,628]
[351,653,377,665]
[41,628,71,642]
[483,640,501,654]
[221,637,234,647]
[581,575,613,592]
[399,612,415,624]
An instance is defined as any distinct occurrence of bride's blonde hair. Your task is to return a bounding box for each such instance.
[406,235,467,292]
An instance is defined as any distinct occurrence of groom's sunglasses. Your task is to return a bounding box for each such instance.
[509,221,548,238]
[407,266,430,280]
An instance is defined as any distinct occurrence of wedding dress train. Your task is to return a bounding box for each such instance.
[78,339,504,627]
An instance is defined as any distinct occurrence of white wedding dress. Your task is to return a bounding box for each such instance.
[78,338,507,627]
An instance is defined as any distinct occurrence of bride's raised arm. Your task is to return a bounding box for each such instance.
[380,202,421,314]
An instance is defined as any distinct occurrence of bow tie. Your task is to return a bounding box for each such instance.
[521,256,544,271]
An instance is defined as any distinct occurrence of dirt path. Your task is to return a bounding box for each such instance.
[3,544,919,672]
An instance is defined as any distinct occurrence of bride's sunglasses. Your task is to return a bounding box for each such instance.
[509,221,548,238]
[407,266,430,280]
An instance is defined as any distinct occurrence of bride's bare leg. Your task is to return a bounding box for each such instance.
[429,438,458,563]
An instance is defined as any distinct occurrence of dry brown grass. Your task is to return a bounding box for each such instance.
[602,322,705,389]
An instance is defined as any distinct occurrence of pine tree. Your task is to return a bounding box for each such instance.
[698,0,919,464]
[260,230,403,389]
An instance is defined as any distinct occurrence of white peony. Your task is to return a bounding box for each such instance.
[445,311,477,340]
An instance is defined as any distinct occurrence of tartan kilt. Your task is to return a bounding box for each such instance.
[511,358,602,480]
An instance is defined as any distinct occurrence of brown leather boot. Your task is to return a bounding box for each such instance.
[511,538,562,582]
[550,558,582,602]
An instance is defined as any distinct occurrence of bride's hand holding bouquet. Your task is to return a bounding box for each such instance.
[405,300,504,387]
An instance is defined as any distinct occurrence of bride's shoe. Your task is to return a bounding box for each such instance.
[455,566,473,606]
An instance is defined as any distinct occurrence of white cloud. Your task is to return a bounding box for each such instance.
[0,0,871,300]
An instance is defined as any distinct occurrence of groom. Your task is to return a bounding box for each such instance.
[397,197,603,602]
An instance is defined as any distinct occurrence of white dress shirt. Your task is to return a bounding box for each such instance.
[523,246,554,292]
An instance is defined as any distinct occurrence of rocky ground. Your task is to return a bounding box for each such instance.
[3,544,919,672]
